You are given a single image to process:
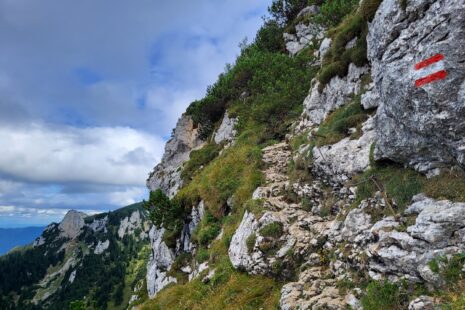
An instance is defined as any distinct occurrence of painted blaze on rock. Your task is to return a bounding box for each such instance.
[368,0,465,175]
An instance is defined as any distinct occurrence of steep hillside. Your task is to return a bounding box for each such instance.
[142,0,465,309]
[2,0,463,309]
[0,204,152,310]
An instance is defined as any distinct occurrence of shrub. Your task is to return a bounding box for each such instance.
[259,222,284,238]
[194,212,221,247]
[196,248,210,264]
[359,0,383,21]
[313,0,359,27]
[361,280,408,310]
[268,0,309,25]
[318,0,382,89]
[255,21,285,53]
[144,189,185,232]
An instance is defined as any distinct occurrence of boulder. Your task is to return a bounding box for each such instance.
[368,0,465,174]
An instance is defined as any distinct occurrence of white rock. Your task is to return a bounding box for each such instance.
[213,112,238,145]
[94,239,110,255]
[313,117,375,183]
[146,226,176,298]
[228,211,258,269]
[59,210,87,239]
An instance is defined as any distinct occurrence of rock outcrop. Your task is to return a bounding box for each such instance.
[312,117,375,184]
[283,6,324,56]
[297,64,368,132]
[368,0,465,175]
[146,226,176,298]
[58,210,87,239]
[213,112,238,146]
[147,115,204,197]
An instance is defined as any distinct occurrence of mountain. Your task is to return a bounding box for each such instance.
[2,0,465,309]
[0,226,45,255]
[0,203,153,310]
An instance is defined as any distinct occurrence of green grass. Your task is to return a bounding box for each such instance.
[361,280,408,310]
[353,161,465,220]
[181,143,222,182]
[259,222,284,238]
[317,0,383,90]
[353,163,425,219]
[246,234,257,254]
[423,170,465,202]
[315,96,370,146]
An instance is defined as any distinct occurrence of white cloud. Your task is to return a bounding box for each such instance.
[0,205,100,218]
[0,123,164,186]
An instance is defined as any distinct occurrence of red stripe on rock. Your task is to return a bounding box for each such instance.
[414,54,444,70]
[415,70,447,87]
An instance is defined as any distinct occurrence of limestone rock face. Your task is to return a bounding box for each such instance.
[283,7,324,56]
[178,200,205,253]
[213,112,238,145]
[368,0,465,174]
[94,240,110,255]
[312,117,375,184]
[146,226,176,298]
[368,194,465,283]
[228,210,258,270]
[58,210,87,239]
[147,115,204,197]
[118,210,144,239]
[297,64,368,131]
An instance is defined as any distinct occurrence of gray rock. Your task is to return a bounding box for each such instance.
[405,194,465,246]
[361,82,381,110]
[94,239,110,255]
[298,64,368,130]
[146,226,176,298]
[147,115,205,197]
[319,37,332,62]
[178,201,205,253]
[408,295,435,310]
[284,22,324,56]
[296,5,319,18]
[368,0,465,174]
[118,210,144,239]
[341,208,372,243]
[313,117,375,183]
[59,210,87,239]
[88,215,108,233]
[228,211,258,269]
[368,195,465,283]
[213,112,238,145]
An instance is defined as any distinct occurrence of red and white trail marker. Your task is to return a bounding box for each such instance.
[414,53,447,87]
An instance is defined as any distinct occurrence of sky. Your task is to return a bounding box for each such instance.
[0,0,269,227]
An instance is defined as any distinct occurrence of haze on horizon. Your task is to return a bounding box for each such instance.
[0,0,269,228]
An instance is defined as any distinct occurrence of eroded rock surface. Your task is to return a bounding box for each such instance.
[213,112,238,145]
[147,115,204,197]
[313,117,375,184]
[146,226,176,298]
[368,0,465,174]
[297,64,368,132]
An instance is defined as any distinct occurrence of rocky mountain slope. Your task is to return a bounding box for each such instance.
[141,0,465,309]
[0,204,152,310]
[2,0,464,309]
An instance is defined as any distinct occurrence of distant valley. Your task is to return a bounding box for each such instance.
[0,227,45,255]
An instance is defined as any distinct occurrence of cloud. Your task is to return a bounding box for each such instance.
[0,0,270,227]
[0,204,102,227]
[0,123,164,186]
